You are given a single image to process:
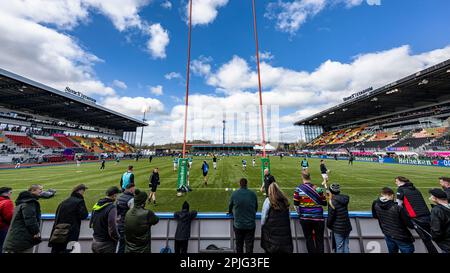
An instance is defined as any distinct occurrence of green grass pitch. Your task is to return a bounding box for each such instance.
[0,156,446,213]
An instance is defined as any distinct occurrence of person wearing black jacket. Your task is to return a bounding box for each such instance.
[429,188,450,253]
[90,186,120,253]
[326,184,352,253]
[261,183,293,253]
[260,168,275,196]
[439,177,450,202]
[2,185,43,253]
[148,168,160,205]
[174,201,197,253]
[116,183,135,253]
[372,187,415,253]
[395,176,438,253]
[49,184,89,253]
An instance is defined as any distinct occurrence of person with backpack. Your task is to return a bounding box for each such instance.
[2,185,43,253]
[429,188,450,253]
[124,189,159,253]
[90,186,120,253]
[261,183,293,253]
[0,187,14,253]
[116,183,135,253]
[49,184,89,253]
[174,201,197,254]
[202,160,209,186]
[293,171,327,253]
[395,176,438,253]
[326,184,352,253]
[120,165,135,191]
[148,168,160,205]
[372,187,415,253]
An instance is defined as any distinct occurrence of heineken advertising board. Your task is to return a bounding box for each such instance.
[177,158,188,190]
[260,157,271,184]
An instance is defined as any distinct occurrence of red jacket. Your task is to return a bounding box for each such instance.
[0,196,14,230]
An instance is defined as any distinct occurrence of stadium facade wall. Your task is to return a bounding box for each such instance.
[31,212,433,253]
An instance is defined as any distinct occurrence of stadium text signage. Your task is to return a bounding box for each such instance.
[65,87,96,103]
[343,87,373,102]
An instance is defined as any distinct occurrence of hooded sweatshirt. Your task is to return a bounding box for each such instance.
[372,197,414,242]
[90,197,119,242]
[174,202,197,240]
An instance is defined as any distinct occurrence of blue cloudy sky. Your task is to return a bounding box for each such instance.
[1,0,449,144]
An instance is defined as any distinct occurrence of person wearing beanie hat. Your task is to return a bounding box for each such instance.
[174,201,197,254]
[429,188,450,253]
[116,183,135,253]
[0,187,14,253]
[326,183,352,253]
[124,189,159,253]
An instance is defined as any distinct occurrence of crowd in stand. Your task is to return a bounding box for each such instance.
[0,172,449,254]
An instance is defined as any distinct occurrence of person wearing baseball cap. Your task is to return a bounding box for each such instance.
[429,188,450,253]
[49,184,89,253]
[90,186,121,253]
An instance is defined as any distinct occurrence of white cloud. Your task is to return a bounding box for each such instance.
[265,0,381,34]
[186,0,229,26]
[101,96,165,116]
[150,85,164,96]
[112,80,128,89]
[191,56,212,77]
[0,9,114,97]
[161,0,172,9]
[165,72,183,80]
[146,23,170,59]
[83,0,151,31]
[251,51,275,63]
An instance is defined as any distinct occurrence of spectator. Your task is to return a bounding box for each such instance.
[395,176,438,253]
[174,201,197,254]
[293,171,327,253]
[429,188,450,253]
[260,168,276,196]
[90,186,121,253]
[120,165,134,191]
[228,178,258,253]
[326,183,352,253]
[439,177,450,201]
[372,187,415,253]
[49,184,89,253]
[2,185,43,253]
[261,183,293,253]
[148,168,160,205]
[0,187,14,253]
[116,183,135,253]
[124,189,159,253]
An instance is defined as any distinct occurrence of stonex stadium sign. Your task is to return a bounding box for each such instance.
[65,87,96,103]
[343,87,373,102]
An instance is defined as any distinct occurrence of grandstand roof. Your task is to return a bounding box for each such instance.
[0,68,147,131]
[295,59,450,129]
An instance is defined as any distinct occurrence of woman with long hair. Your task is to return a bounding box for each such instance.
[261,182,293,253]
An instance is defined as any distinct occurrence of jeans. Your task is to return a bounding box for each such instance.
[117,232,125,253]
[175,240,189,254]
[385,236,415,253]
[334,233,350,253]
[0,228,7,254]
[299,220,325,253]
[234,227,255,253]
